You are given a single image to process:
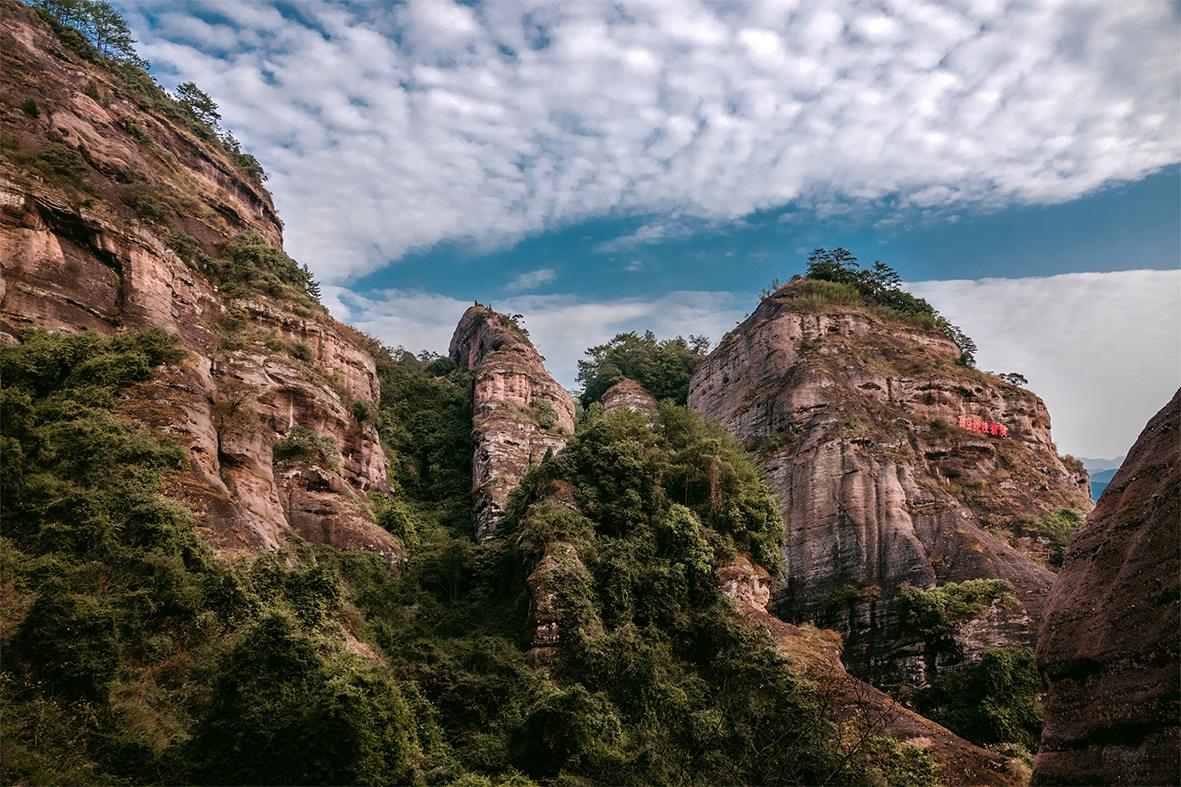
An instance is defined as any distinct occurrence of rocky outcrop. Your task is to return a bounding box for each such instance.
[0,2,399,562]
[1034,388,1180,785]
[689,281,1091,688]
[449,305,575,540]
[719,557,1028,786]
[601,378,658,414]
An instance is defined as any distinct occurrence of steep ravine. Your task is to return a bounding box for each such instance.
[688,281,1092,689]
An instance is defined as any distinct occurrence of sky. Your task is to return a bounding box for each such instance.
[115,0,1181,459]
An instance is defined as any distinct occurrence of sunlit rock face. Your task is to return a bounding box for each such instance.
[689,281,1091,688]
[0,2,400,563]
[1034,388,1180,786]
[449,304,575,540]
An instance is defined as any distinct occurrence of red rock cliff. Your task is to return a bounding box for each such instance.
[449,304,575,540]
[1034,388,1180,785]
[688,280,1092,687]
[0,1,399,562]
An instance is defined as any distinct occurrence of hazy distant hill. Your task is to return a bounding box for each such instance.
[1080,457,1126,500]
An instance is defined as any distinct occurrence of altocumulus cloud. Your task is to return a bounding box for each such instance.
[327,269,1180,459]
[120,0,1180,283]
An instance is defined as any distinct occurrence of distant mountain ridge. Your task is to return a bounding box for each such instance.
[1080,456,1125,500]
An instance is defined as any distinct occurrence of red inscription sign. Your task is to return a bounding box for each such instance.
[958,415,1006,437]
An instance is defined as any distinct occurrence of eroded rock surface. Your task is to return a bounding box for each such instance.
[0,2,399,562]
[601,378,658,414]
[689,281,1091,687]
[1034,388,1180,785]
[449,304,575,539]
[718,556,1028,786]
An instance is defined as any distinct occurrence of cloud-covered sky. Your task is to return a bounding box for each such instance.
[121,0,1180,282]
[116,0,1181,458]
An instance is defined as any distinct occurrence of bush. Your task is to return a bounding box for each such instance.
[916,647,1043,751]
[272,425,340,467]
[21,97,39,116]
[895,579,1013,643]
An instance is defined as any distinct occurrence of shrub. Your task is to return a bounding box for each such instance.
[895,579,1013,643]
[916,647,1043,751]
[351,399,380,426]
[272,425,340,467]
[20,97,39,116]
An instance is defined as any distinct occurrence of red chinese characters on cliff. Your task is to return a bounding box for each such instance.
[958,415,1007,437]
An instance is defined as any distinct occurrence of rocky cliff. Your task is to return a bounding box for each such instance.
[689,279,1092,687]
[1034,388,1180,785]
[601,378,658,414]
[449,304,575,540]
[0,1,399,562]
[719,556,1028,786]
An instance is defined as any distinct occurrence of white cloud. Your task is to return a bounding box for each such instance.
[505,267,556,292]
[120,0,1180,282]
[910,269,1181,459]
[329,269,1180,460]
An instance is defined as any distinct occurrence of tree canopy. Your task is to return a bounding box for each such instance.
[577,331,710,407]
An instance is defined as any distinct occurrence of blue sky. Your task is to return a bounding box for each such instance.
[117,0,1181,458]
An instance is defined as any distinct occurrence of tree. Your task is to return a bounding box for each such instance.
[175,81,221,128]
[998,372,1028,386]
[29,0,85,24]
[86,0,138,61]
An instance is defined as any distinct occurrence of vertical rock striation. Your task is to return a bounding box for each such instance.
[449,304,575,540]
[689,281,1091,688]
[0,1,399,562]
[1034,388,1180,785]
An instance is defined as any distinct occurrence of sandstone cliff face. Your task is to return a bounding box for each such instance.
[1034,388,1180,785]
[689,281,1091,687]
[0,2,399,562]
[449,305,575,540]
[601,378,658,414]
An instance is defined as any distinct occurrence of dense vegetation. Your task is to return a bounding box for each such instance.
[0,333,935,783]
[892,580,1042,761]
[0,330,421,784]
[916,648,1043,759]
[169,230,322,305]
[577,331,710,407]
[776,248,978,366]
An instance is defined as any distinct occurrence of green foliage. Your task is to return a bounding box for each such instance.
[174,81,220,128]
[895,579,1013,643]
[998,371,1028,386]
[214,231,321,303]
[28,0,142,63]
[577,330,710,407]
[187,613,419,786]
[542,403,783,571]
[22,0,269,185]
[1025,507,1084,567]
[916,647,1043,752]
[21,97,40,116]
[273,425,340,468]
[802,247,978,365]
[862,736,941,787]
[11,142,94,193]
[377,349,474,534]
[0,329,427,784]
